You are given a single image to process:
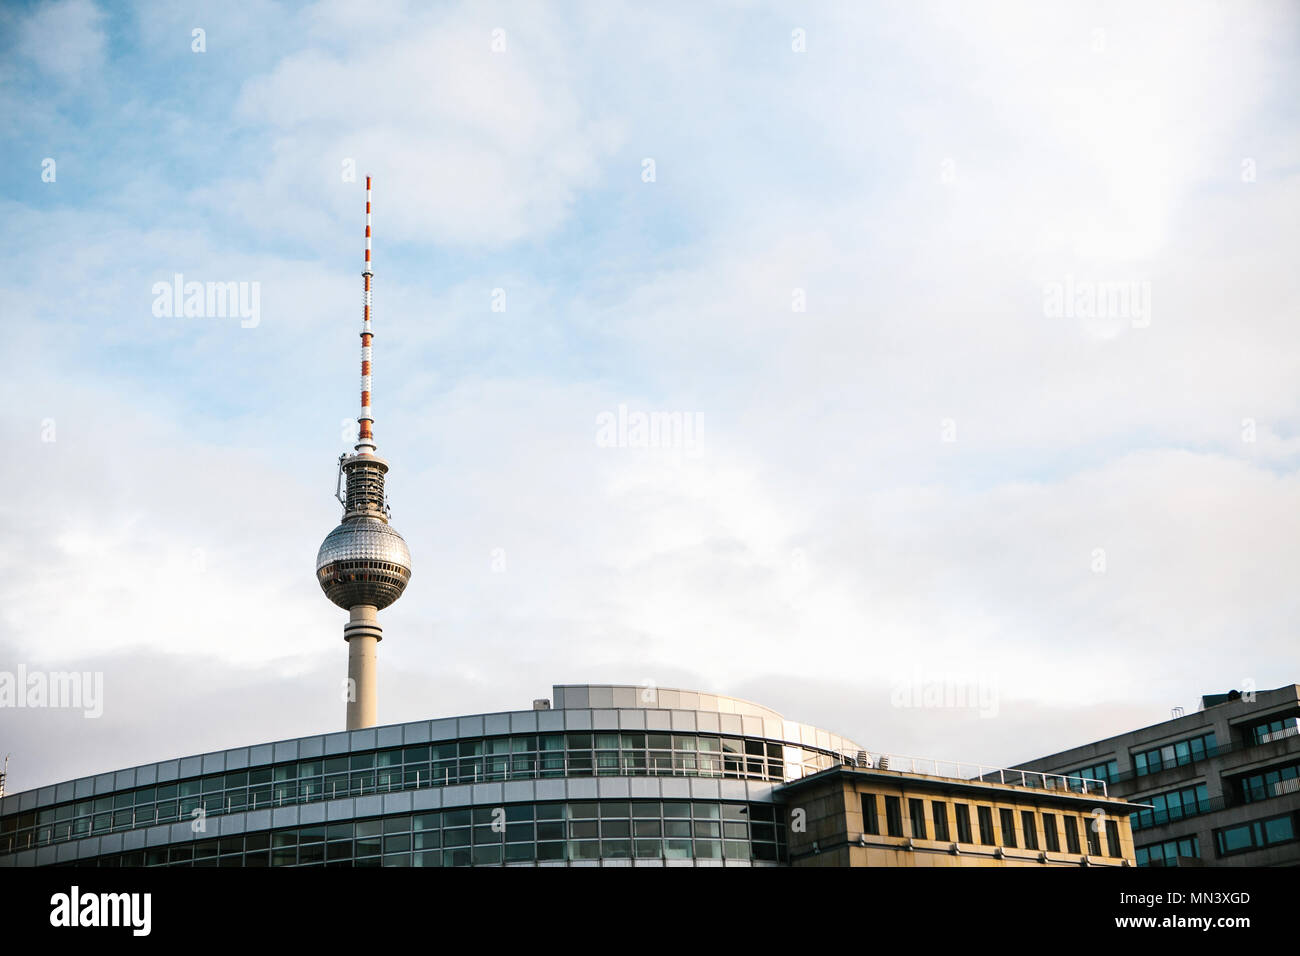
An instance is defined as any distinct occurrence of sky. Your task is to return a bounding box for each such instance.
[1,0,1298,794]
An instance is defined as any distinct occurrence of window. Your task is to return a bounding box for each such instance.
[1086,818,1102,856]
[998,808,1017,848]
[932,801,950,842]
[1246,716,1299,746]
[884,796,903,837]
[1214,813,1298,857]
[1021,811,1039,850]
[1071,759,1119,787]
[1131,783,1211,829]
[1133,732,1216,777]
[1042,813,1060,852]
[1237,761,1300,804]
[976,806,995,845]
[1136,835,1200,867]
[908,799,927,840]
[954,804,972,844]
[860,794,879,835]
[1064,815,1080,854]
[1105,820,1122,858]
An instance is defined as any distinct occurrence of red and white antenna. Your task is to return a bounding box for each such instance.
[357,175,376,452]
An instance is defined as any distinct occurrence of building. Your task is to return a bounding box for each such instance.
[780,759,1141,867]
[0,177,1144,869]
[0,684,1142,868]
[1011,684,1300,867]
[0,684,856,867]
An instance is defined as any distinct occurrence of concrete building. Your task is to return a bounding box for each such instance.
[780,761,1141,867]
[0,684,1143,868]
[1012,684,1300,867]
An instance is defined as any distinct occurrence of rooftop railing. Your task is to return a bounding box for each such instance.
[834,751,1109,797]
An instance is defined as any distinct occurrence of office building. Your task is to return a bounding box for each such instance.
[1012,684,1300,867]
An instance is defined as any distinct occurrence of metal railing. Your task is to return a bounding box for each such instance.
[835,751,1109,797]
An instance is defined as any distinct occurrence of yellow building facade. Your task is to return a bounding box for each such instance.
[780,764,1145,867]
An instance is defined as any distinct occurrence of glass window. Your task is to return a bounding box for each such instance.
[1043,813,1059,852]
[1064,816,1080,854]
[443,809,471,828]
[931,801,949,842]
[954,804,972,844]
[861,794,879,835]
[1022,811,1039,850]
[1264,815,1295,845]
[999,808,1017,848]
[664,839,692,859]
[884,796,903,837]
[1217,824,1253,854]
[504,842,534,862]
[472,844,502,866]
[536,841,564,861]
[1105,820,1122,858]
[909,799,927,840]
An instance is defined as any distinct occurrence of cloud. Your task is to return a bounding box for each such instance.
[217,8,623,247]
[15,0,107,86]
[2,0,1299,796]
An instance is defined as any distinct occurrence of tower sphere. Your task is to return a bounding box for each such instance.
[316,517,412,610]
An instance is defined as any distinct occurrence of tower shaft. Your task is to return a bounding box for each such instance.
[345,607,381,731]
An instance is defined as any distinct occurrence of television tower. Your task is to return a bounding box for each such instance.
[315,175,412,731]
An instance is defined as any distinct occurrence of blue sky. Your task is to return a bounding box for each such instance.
[2,0,1299,792]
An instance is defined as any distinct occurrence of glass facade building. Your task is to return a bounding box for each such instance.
[0,684,865,868]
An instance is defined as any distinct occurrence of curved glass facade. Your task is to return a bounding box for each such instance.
[57,799,787,867]
[0,684,863,868]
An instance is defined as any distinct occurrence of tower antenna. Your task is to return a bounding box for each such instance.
[358,174,375,453]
